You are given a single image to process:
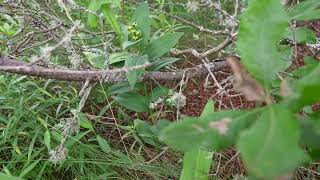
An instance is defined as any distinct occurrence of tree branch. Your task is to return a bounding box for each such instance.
[0,57,233,83]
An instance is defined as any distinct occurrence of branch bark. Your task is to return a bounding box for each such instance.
[0,57,233,83]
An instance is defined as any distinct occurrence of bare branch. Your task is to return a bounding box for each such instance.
[171,37,233,59]
[0,57,233,83]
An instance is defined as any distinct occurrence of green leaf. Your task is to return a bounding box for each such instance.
[159,108,260,152]
[79,113,94,131]
[278,45,293,62]
[147,58,181,71]
[179,101,214,180]
[291,56,319,78]
[149,86,170,102]
[237,105,307,178]
[134,119,158,146]
[286,27,317,43]
[122,40,142,50]
[19,159,41,178]
[44,131,51,150]
[144,32,183,61]
[86,0,121,28]
[0,173,23,180]
[237,0,289,89]
[109,52,134,64]
[152,119,171,135]
[97,135,111,153]
[83,50,106,69]
[133,1,150,45]
[289,0,320,20]
[299,112,320,149]
[101,4,123,41]
[180,150,213,180]
[288,62,320,111]
[125,55,148,89]
[65,130,90,148]
[87,0,101,28]
[200,100,214,118]
[107,82,139,95]
[114,92,149,112]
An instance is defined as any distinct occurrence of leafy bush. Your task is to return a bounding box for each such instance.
[0,0,320,179]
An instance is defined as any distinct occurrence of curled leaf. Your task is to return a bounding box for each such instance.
[227,57,266,102]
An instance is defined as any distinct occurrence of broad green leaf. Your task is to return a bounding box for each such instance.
[86,0,121,28]
[299,112,320,149]
[147,58,181,71]
[44,131,51,150]
[180,150,213,180]
[101,4,123,41]
[159,109,260,152]
[200,100,214,118]
[179,100,215,180]
[152,119,171,135]
[114,92,149,112]
[149,85,170,102]
[97,135,111,153]
[286,27,317,43]
[0,173,23,180]
[302,111,320,161]
[144,32,183,61]
[122,40,142,50]
[238,0,289,89]
[87,0,101,28]
[79,113,94,131]
[83,50,105,69]
[291,56,319,78]
[288,62,320,111]
[237,105,307,178]
[107,82,140,95]
[134,119,158,146]
[133,1,150,45]
[278,45,293,61]
[125,55,148,88]
[289,0,320,20]
[109,52,134,64]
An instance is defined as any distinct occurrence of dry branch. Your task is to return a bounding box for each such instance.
[0,57,233,83]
